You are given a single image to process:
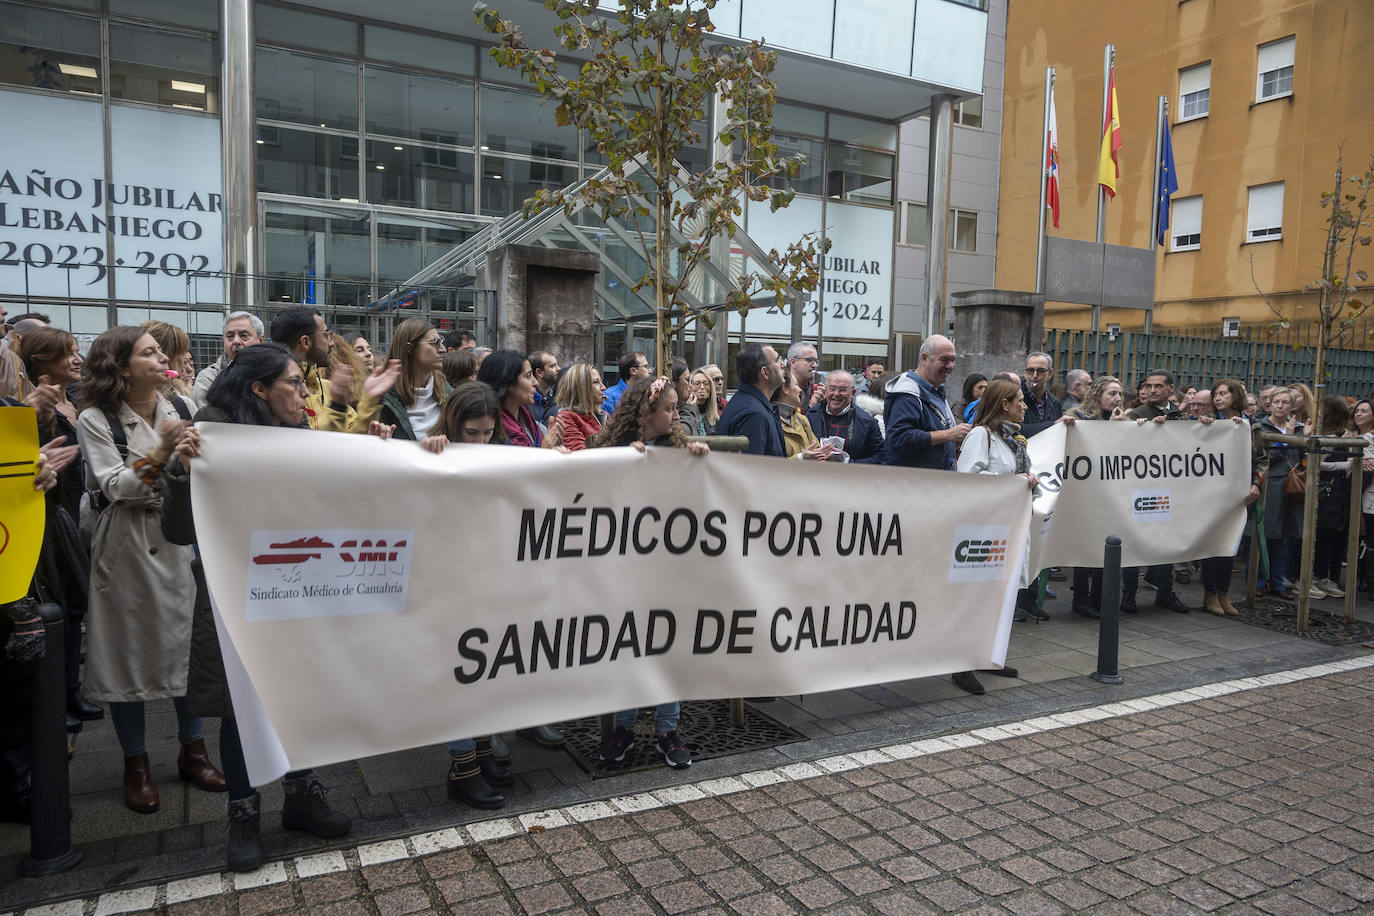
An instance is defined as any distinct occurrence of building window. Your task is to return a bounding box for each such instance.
[899,201,927,247]
[951,209,977,252]
[1247,182,1284,241]
[954,96,983,128]
[1170,195,1201,251]
[0,2,101,95]
[109,22,218,112]
[1256,36,1294,102]
[1178,62,1209,121]
[898,203,977,251]
[826,143,894,205]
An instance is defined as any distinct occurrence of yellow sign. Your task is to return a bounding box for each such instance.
[0,408,45,603]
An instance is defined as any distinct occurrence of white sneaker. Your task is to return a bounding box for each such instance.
[1320,579,1345,598]
[1308,583,1328,599]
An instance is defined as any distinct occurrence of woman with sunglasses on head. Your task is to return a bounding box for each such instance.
[76,326,224,815]
[378,319,448,440]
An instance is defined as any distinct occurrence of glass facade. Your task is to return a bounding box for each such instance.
[0,0,928,355]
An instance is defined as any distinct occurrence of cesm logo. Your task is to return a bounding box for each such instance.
[1131,490,1173,522]
[949,524,1013,583]
[244,529,414,622]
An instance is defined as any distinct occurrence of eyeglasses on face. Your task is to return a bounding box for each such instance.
[276,376,309,392]
[1024,367,1050,375]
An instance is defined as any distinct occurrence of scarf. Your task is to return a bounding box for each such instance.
[1000,420,1031,475]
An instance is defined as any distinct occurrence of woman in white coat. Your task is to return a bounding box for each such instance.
[77,326,224,813]
[950,378,1038,695]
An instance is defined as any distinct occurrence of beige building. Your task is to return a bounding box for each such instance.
[995,0,1374,336]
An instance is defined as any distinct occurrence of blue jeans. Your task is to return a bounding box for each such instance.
[616,702,680,734]
[447,738,475,754]
[109,697,200,758]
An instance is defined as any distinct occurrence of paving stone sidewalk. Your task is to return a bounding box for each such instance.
[11,659,1374,915]
[2,581,1371,911]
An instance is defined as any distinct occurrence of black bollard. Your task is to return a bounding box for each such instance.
[20,602,82,876]
[1090,536,1125,685]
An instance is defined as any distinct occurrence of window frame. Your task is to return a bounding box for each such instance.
[1255,36,1295,103]
[1169,195,1202,252]
[1177,61,1210,122]
[1245,182,1285,243]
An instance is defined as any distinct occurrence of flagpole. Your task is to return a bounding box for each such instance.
[1149,96,1166,252]
[1035,67,1054,294]
[1093,43,1114,334]
[1146,95,1166,335]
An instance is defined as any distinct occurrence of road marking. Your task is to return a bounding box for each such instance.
[16,653,1374,916]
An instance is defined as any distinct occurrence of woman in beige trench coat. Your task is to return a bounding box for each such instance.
[76,326,224,813]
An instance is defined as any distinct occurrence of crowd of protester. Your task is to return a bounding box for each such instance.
[4,299,1373,872]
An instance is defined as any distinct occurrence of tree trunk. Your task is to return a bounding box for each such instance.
[1295,337,1328,632]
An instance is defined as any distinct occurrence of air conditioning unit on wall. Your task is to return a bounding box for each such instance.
[1222,317,1240,338]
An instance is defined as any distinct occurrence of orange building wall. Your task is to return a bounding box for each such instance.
[995,0,1374,334]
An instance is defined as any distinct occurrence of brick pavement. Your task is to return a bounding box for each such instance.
[9,657,1374,915]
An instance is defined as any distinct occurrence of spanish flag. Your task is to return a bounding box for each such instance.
[1097,65,1122,199]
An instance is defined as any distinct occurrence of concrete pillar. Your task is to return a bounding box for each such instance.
[220,0,256,311]
[487,245,600,362]
[923,94,955,340]
[948,289,1044,409]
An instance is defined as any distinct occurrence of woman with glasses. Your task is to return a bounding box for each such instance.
[161,343,352,870]
[76,326,224,814]
[379,319,448,440]
[688,368,720,435]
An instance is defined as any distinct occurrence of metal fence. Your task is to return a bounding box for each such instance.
[1044,328,1374,397]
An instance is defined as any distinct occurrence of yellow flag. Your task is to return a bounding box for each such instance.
[1097,67,1122,198]
[0,408,46,603]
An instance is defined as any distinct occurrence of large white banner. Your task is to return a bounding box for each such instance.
[192,424,1032,785]
[1028,420,1250,571]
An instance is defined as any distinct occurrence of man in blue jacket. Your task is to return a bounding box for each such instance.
[881,335,1015,695]
[602,350,650,416]
[881,334,969,469]
[717,343,785,457]
[807,370,884,462]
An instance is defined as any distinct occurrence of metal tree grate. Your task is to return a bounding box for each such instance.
[1234,598,1374,646]
[558,699,805,778]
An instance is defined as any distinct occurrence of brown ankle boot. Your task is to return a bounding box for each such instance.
[1217,592,1240,616]
[177,738,226,792]
[123,753,159,813]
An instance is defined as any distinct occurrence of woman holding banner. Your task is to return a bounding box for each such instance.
[419,383,518,809]
[591,377,707,768]
[1199,379,1265,615]
[953,379,1032,690]
[161,343,353,871]
[1062,376,1126,618]
[549,363,606,452]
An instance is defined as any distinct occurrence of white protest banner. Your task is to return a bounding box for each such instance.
[1028,419,1250,571]
[192,424,1033,785]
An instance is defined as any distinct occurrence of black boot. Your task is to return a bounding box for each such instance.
[489,732,512,766]
[281,773,351,838]
[227,792,263,873]
[66,692,103,722]
[475,736,514,787]
[447,751,505,809]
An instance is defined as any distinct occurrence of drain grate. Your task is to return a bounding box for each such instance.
[558,699,805,778]
[1234,598,1374,646]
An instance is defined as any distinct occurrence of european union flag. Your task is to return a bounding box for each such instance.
[1156,122,1179,246]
